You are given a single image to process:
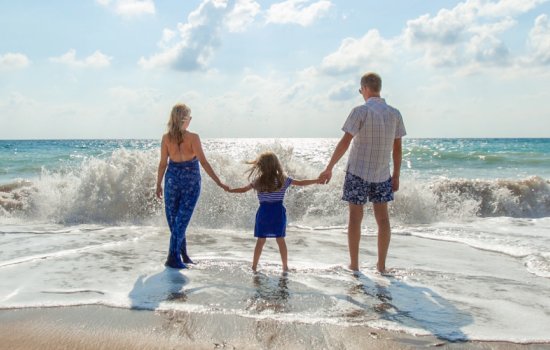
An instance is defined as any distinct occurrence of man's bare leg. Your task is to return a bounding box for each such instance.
[373,202,391,273]
[348,203,364,271]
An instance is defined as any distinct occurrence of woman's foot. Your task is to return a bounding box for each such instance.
[182,254,195,264]
[165,255,187,269]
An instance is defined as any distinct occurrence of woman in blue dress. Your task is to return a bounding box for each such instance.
[228,152,320,272]
[156,104,228,269]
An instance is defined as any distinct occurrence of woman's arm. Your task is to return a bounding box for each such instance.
[156,135,169,199]
[291,179,320,186]
[227,184,253,193]
[191,134,229,191]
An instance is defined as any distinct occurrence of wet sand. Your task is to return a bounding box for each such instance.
[0,306,549,350]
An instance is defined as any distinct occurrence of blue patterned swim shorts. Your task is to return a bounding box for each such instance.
[342,172,394,205]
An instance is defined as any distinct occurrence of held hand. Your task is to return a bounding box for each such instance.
[391,176,400,192]
[319,169,332,184]
[219,183,230,192]
[156,184,163,199]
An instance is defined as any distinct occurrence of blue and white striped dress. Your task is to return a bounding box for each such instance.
[253,177,293,238]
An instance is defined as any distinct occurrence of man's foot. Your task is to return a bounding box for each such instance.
[348,264,359,272]
[282,265,289,273]
[165,256,187,269]
[252,264,258,272]
[376,262,393,275]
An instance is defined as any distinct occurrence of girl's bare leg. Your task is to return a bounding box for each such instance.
[276,237,288,271]
[252,238,266,272]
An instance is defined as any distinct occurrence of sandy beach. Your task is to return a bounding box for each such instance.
[2,139,550,348]
[1,306,549,350]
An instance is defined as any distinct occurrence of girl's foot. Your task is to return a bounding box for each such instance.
[252,264,257,272]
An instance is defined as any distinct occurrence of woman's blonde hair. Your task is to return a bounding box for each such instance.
[247,152,286,192]
[167,103,191,144]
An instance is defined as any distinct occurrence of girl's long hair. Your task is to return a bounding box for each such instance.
[167,103,191,144]
[247,152,286,192]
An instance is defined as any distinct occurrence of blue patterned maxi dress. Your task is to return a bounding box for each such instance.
[164,157,201,268]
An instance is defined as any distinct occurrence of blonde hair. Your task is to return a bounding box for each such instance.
[247,152,286,192]
[360,72,382,93]
[167,103,191,144]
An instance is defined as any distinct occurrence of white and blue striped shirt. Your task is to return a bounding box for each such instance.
[255,177,293,203]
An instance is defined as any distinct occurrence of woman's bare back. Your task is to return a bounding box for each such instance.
[164,132,197,162]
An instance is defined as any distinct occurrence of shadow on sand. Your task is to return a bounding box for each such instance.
[128,268,189,310]
[246,273,290,313]
[348,271,473,342]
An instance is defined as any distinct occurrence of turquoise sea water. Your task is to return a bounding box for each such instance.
[1,138,549,343]
[2,138,549,184]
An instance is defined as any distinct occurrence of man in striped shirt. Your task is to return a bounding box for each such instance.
[320,72,406,273]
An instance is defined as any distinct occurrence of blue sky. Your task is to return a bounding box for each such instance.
[1,0,549,139]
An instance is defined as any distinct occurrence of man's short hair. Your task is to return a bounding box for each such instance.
[360,72,382,93]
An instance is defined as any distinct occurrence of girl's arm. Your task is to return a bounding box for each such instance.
[291,178,321,186]
[156,135,169,199]
[192,134,229,191]
[227,184,253,193]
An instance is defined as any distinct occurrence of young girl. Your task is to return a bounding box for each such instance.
[228,152,320,272]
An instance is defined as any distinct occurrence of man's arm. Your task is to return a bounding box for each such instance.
[392,138,402,192]
[319,132,354,184]
[291,178,321,186]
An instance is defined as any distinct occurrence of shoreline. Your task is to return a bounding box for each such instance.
[0,305,548,350]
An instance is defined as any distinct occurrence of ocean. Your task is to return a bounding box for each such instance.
[0,138,549,343]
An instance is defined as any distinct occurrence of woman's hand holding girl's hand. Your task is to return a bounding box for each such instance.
[219,183,230,192]
[156,184,163,199]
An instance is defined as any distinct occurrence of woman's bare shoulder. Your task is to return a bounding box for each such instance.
[186,131,200,141]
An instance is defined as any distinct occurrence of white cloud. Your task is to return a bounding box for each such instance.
[107,86,163,115]
[527,14,550,65]
[96,0,155,18]
[50,49,112,68]
[0,92,37,109]
[0,53,30,71]
[140,0,254,71]
[466,32,510,65]
[327,81,356,101]
[225,0,260,32]
[403,0,548,69]
[475,0,548,17]
[158,28,176,49]
[320,30,396,75]
[266,0,331,26]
